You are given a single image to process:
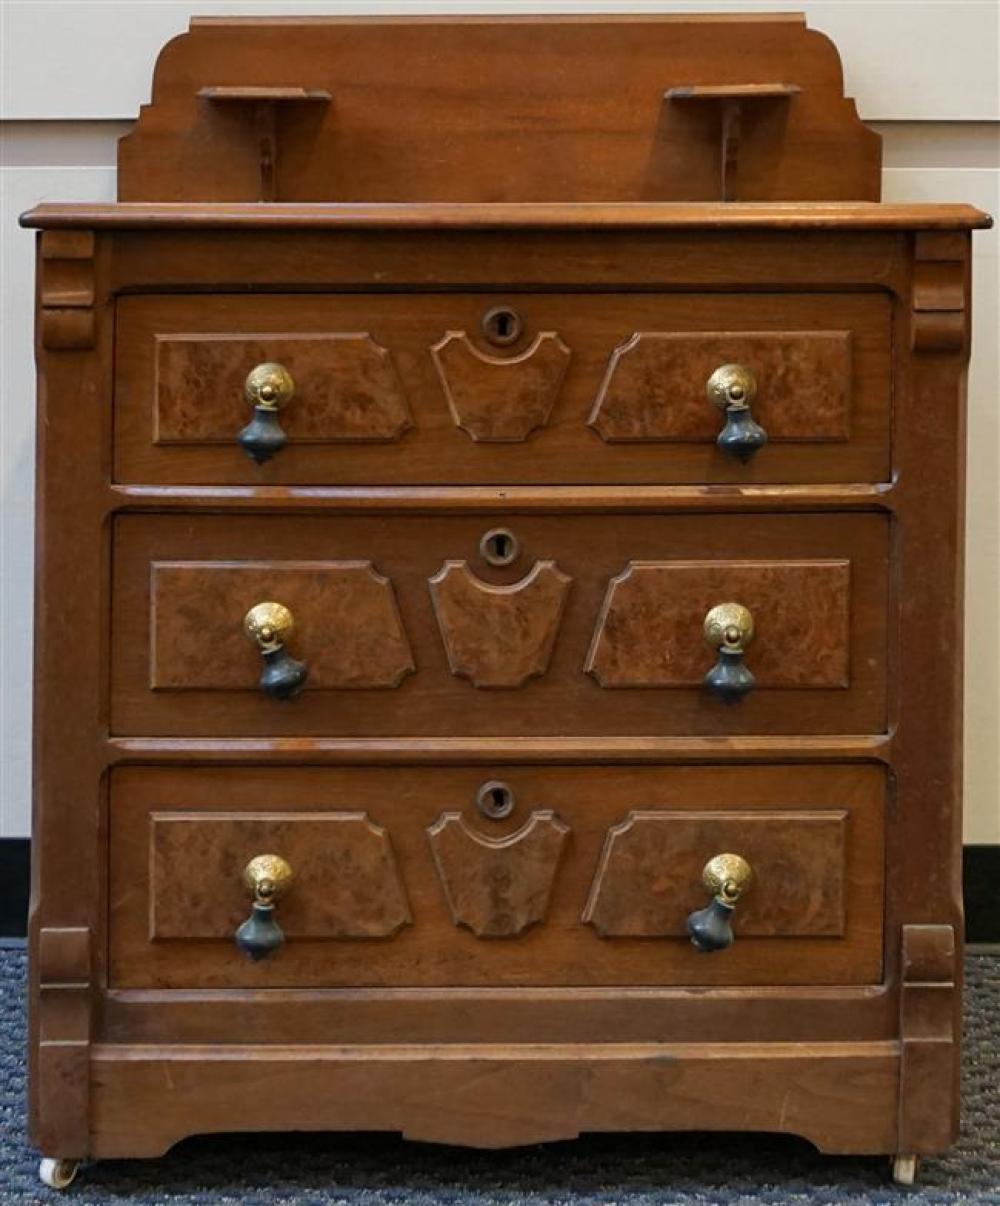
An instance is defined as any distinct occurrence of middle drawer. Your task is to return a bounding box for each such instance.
[112,512,888,737]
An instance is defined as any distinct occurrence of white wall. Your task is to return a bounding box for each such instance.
[1,1,998,842]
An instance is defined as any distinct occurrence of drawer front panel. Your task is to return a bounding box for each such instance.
[112,512,888,737]
[115,292,891,485]
[108,764,885,989]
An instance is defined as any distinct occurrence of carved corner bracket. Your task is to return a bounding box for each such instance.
[40,231,96,351]
[911,232,969,354]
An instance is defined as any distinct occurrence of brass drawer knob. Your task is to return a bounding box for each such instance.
[686,852,753,953]
[239,362,295,464]
[235,854,294,961]
[706,363,767,462]
[244,601,308,700]
[703,601,755,702]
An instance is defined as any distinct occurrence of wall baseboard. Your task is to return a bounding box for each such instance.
[1,837,997,941]
[0,839,29,938]
[963,844,998,943]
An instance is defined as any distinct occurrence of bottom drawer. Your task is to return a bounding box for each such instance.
[108,763,884,989]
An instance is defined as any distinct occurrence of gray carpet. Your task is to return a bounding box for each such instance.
[2,941,997,1204]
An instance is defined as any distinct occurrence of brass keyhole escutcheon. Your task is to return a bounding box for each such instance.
[476,780,515,820]
[479,527,521,567]
[481,305,523,347]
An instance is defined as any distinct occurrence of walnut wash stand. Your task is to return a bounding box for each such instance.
[21,14,990,1190]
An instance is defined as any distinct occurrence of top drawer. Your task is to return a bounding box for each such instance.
[115,292,891,486]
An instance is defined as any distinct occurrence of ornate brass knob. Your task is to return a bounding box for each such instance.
[239,362,295,464]
[235,854,293,961]
[706,363,767,462]
[244,601,308,700]
[686,852,753,953]
[703,601,755,702]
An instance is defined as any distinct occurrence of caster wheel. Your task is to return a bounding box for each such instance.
[38,1158,79,1189]
[892,1154,919,1186]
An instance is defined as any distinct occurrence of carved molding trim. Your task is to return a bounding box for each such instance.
[911,232,968,354]
[427,810,570,937]
[37,926,91,1155]
[431,331,571,441]
[898,923,959,1153]
[429,560,572,689]
[40,230,96,350]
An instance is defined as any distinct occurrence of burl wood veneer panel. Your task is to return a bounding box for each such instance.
[154,334,412,443]
[111,511,888,737]
[151,812,411,939]
[427,810,571,937]
[432,331,571,441]
[108,763,884,989]
[429,560,572,688]
[150,561,414,690]
[590,331,850,440]
[587,560,849,688]
[583,810,846,938]
[115,292,891,485]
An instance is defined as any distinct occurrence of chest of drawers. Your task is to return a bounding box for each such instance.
[21,13,990,1191]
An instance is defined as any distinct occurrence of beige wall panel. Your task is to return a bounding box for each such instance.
[0,3,997,839]
[0,166,116,839]
[2,1,998,121]
[883,165,1000,844]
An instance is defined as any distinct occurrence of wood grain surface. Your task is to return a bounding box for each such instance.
[88,1041,900,1158]
[150,811,412,941]
[21,200,992,230]
[24,12,983,1166]
[108,763,884,990]
[111,16,881,204]
[432,331,572,442]
[150,560,414,691]
[591,330,852,441]
[115,292,892,486]
[583,809,847,938]
[112,512,888,737]
[427,810,571,938]
[586,559,851,689]
[154,333,412,444]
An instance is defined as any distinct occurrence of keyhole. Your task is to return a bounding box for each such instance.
[476,780,515,820]
[481,305,523,348]
[479,527,520,567]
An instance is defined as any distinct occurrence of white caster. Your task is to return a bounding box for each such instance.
[891,1154,919,1185]
[38,1158,79,1189]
